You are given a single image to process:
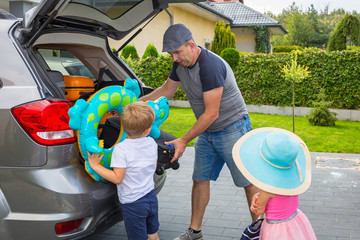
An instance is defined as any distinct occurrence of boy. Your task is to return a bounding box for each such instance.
[88,101,160,240]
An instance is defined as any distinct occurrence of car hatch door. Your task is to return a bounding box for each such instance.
[20,0,169,46]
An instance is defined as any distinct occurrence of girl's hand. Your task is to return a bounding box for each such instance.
[251,191,274,216]
[250,192,260,214]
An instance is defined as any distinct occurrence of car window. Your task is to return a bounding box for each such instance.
[38,49,95,80]
[70,0,143,19]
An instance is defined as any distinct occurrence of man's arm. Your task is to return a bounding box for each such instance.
[140,77,181,101]
[166,86,223,161]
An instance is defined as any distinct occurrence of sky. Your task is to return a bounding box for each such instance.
[245,0,360,14]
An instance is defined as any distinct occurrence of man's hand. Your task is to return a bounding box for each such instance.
[165,138,187,162]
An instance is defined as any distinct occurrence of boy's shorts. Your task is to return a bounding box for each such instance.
[120,189,159,240]
[193,114,252,187]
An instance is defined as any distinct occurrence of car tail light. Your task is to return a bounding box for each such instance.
[11,99,76,146]
[55,218,84,234]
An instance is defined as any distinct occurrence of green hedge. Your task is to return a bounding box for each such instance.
[123,55,187,100]
[236,49,360,109]
[273,45,303,53]
[125,49,360,109]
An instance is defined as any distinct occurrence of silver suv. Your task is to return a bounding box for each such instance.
[0,0,177,239]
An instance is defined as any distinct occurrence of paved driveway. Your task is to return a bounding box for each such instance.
[88,148,360,240]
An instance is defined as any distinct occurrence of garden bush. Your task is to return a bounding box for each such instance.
[306,89,337,126]
[304,47,323,52]
[142,44,159,59]
[220,48,240,69]
[120,45,139,60]
[273,45,303,53]
[347,46,360,51]
[123,54,187,100]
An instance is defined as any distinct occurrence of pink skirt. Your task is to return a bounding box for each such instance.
[260,209,316,240]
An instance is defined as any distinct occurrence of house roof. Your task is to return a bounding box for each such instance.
[195,1,288,34]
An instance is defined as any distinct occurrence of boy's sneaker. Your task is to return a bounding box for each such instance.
[174,229,203,240]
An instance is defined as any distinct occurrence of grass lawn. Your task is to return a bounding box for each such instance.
[160,107,360,153]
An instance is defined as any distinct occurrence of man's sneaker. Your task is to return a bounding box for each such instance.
[174,229,203,240]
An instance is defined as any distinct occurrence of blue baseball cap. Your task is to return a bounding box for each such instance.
[162,24,193,52]
[232,127,312,195]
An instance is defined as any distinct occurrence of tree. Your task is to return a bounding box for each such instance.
[272,3,313,47]
[307,5,332,48]
[270,3,357,48]
[280,51,310,133]
[286,10,314,47]
[327,14,360,51]
[211,21,236,55]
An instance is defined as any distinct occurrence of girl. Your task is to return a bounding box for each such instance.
[233,127,316,239]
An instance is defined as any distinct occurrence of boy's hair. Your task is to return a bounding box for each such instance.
[121,102,155,137]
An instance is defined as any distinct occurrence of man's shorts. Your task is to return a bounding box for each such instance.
[120,189,159,240]
[193,114,252,187]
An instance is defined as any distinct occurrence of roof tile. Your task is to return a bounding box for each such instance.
[199,1,281,26]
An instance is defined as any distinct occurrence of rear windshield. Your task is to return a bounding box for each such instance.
[70,0,143,19]
[38,49,95,80]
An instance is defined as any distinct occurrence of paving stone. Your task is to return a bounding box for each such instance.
[85,149,360,239]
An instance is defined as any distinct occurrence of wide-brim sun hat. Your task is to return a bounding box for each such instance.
[232,127,311,195]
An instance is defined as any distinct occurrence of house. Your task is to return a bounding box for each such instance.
[0,0,38,18]
[2,0,286,55]
[197,1,288,52]
[110,0,287,55]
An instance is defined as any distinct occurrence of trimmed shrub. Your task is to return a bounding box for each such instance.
[220,48,240,69]
[142,44,159,59]
[120,45,139,60]
[273,45,303,53]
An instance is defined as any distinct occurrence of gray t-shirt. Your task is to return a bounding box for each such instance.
[169,47,248,131]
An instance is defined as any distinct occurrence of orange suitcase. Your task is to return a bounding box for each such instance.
[64,75,95,101]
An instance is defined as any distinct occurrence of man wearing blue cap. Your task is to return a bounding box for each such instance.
[140,24,259,240]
